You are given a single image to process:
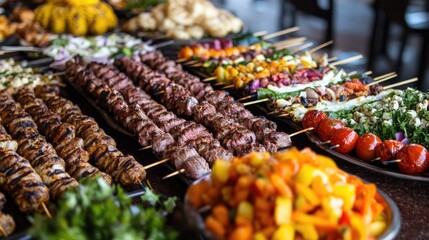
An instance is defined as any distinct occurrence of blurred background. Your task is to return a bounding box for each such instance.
[212,0,429,90]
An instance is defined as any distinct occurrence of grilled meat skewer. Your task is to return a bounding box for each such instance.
[33,85,147,186]
[0,90,78,198]
[14,87,112,184]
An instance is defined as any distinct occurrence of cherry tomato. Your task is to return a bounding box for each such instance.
[355,133,382,161]
[317,118,346,142]
[397,144,429,175]
[329,127,359,153]
[302,110,327,131]
[374,140,405,162]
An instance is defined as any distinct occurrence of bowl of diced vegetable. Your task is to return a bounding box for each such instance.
[184,148,401,240]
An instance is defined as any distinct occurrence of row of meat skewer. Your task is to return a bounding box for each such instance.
[64,48,294,180]
[0,84,147,224]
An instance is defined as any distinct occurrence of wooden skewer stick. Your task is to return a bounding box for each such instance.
[213,82,224,86]
[289,127,314,137]
[144,158,170,170]
[278,113,290,117]
[373,72,396,81]
[0,225,7,237]
[348,71,358,76]
[267,110,281,115]
[292,42,314,54]
[330,55,363,66]
[238,94,257,101]
[222,85,235,90]
[136,177,145,188]
[183,60,198,66]
[242,98,270,106]
[203,76,217,82]
[190,63,202,67]
[155,91,165,95]
[382,159,401,165]
[317,140,331,146]
[139,145,152,151]
[272,37,307,47]
[327,56,338,62]
[253,30,268,37]
[176,58,189,63]
[371,157,381,162]
[263,26,300,40]
[153,40,175,49]
[384,77,418,90]
[41,202,52,219]
[364,70,373,75]
[309,40,334,53]
[329,144,340,149]
[276,41,308,51]
[366,74,397,87]
[162,168,186,180]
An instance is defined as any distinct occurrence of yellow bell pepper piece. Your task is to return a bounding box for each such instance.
[296,164,316,186]
[272,224,295,240]
[212,160,231,184]
[296,164,329,187]
[254,232,267,240]
[237,201,254,223]
[274,197,292,225]
[321,196,343,223]
[295,223,319,240]
[295,182,320,206]
[350,213,367,240]
[333,184,356,211]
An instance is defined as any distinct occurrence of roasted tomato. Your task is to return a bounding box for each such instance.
[374,140,405,162]
[356,133,382,161]
[302,110,327,131]
[317,118,346,142]
[329,127,359,153]
[397,144,429,175]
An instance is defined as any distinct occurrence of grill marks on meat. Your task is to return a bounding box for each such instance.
[71,58,231,179]
[34,84,146,187]
[116,57,272,155]
[0,131,49,214]
[15,88,111,184]
[137,51,292,150]
[0,90,78,198]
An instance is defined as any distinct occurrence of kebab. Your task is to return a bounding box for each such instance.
[32,85,148,187]
[92,59,262,156]
[0,124,50,214]
[14,87,112,184]
[69,74,223,180]
[72,59,224,161]
[0,91,78,198]
[176,27,300,61]
[63,60,212,180]
[134,51,292,150]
